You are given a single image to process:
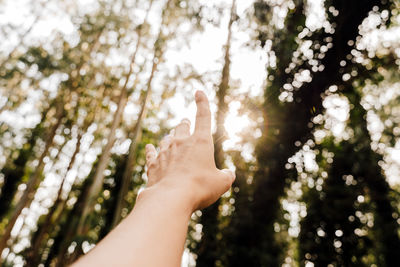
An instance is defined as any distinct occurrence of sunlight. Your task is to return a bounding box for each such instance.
[223,101,251,148]
[224,114,250,139]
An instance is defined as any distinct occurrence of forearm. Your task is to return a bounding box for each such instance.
[72,182,192,267]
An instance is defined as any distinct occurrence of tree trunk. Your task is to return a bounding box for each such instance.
[52,174,94,267]
[75,0,155,237]
[345,90,400,265]
[0,106,50,219]
[0,26,104,256]
[24,114,93,265]
[196,1,235,266]
[110,88,151,228]
[233,1,390,266]
[31,84,107,266]
[0,101,64,255]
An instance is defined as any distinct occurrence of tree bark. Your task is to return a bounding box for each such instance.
[75,0,155,237]
[0,101,64,254]
[196,1,235,266]
[0,106,50,219]
[0,27,104,258]
[24,109,96,265]
[231,1,392,266]
[110,88,151,228]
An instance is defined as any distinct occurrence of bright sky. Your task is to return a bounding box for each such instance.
[162,0,267,139]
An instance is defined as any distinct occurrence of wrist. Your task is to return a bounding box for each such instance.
[138,178,196,215]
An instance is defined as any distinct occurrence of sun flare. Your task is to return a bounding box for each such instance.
[223,101,251,146]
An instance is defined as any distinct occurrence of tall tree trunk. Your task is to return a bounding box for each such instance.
[299,89,400,266]
[196,1,235,266]
[48,76,135,266]
[0,101,64,255]
[0,106,50,219]
[75,0,155,237]
[32,84,107,266]
[24,106,97,265]
[232,1,390,266]
[2,126,69,265]
[0,27,104,257]
[52,174,94,267]
[344,90,400,265]
[110,88,151,228]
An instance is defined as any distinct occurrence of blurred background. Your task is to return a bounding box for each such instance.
[0,0,399,266]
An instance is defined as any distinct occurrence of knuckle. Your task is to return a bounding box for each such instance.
[158,151,166,158]
[174,136,189,145]
[146,152,155,159]
[159,150,168,160]
[171,138,179,146]
[148,160,156,167]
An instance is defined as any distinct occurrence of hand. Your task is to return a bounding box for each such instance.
[143,90,235,211]
[71,91,234,267]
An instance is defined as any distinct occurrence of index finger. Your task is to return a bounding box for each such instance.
[194,90,211,136]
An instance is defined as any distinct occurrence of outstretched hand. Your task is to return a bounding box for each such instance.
[72,91,234,267]
[142,90,235,211]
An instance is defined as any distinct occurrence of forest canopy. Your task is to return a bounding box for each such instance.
[0,0,399,266]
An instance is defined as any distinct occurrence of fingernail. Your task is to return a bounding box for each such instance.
[195,90,201,102]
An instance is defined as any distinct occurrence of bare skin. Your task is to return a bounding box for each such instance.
[72,90,235,267]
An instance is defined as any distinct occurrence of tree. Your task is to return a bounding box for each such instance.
[0,0,127,261]
[228,0,398,266]
[75,0,155,238]
[299,1,400,265]
[195,1,236,266]
[44,0,206,264]
[23,86,106,265]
